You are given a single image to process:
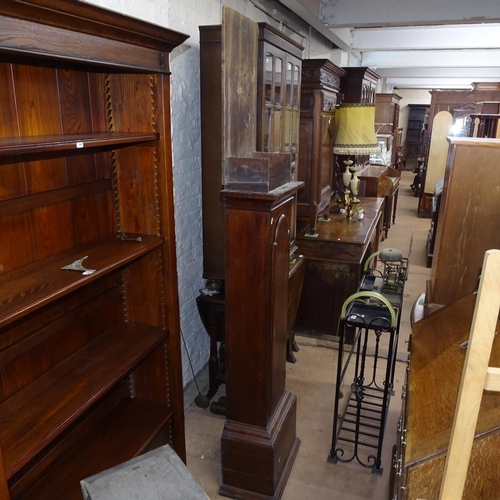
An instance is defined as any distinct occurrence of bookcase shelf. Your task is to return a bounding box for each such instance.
[16,397,173,500]
[0,235,163,328]
[0,2,188,498]
[0,132,159,157]
[1,322,167,478]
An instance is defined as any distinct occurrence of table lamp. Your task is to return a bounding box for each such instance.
[333,104,380,218]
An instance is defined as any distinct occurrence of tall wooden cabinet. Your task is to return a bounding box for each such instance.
[375,93,402,134]
[220,186,302,499]
[200,22,302,281]
[405,104,428,160]
[0,2,188,499]
[297,59,345,232]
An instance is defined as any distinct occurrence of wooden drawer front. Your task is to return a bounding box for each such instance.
[403,432,500,500]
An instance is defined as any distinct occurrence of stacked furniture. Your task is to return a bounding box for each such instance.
[198,14,305,397]
[201,9,303,499]
[0,2,188,498]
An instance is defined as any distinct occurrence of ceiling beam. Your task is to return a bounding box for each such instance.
[363,49,500,69]
[351,24,500,51]
[320,0,500,28]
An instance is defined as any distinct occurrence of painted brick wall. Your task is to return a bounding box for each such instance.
[83,0,335,389]
[85,0,219,387]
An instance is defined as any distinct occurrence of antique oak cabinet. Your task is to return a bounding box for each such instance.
[374,93,402,135]
[390,293,500,499]
[0,2,188,499]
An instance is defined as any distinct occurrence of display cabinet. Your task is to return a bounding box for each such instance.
[200,22,303,281]
[296,59,345,232]
[374,93,403,172]
[257,23,303,180]
[0,2,188,498]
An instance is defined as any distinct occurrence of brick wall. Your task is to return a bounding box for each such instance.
[85,0,334,388]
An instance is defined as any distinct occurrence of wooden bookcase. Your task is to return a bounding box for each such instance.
[0,2,188,499]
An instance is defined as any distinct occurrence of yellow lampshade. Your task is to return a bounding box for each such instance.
[333,104,380,155]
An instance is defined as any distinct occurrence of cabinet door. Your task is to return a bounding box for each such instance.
[262,50,284,153]
[257,25,302,181]
[284,57,301,178]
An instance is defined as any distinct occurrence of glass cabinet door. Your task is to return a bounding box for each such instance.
[257,24,303,183]
[263,53,283,153]
[273,57,283,152]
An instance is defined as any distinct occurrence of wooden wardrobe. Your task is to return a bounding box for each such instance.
[0,2,188,498]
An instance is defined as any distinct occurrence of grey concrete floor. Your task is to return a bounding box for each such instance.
[184,169,431,499]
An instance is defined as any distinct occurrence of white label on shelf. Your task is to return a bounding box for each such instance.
[76,142,84,148]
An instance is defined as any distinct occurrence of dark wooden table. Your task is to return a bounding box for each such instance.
[295,197,384,338]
